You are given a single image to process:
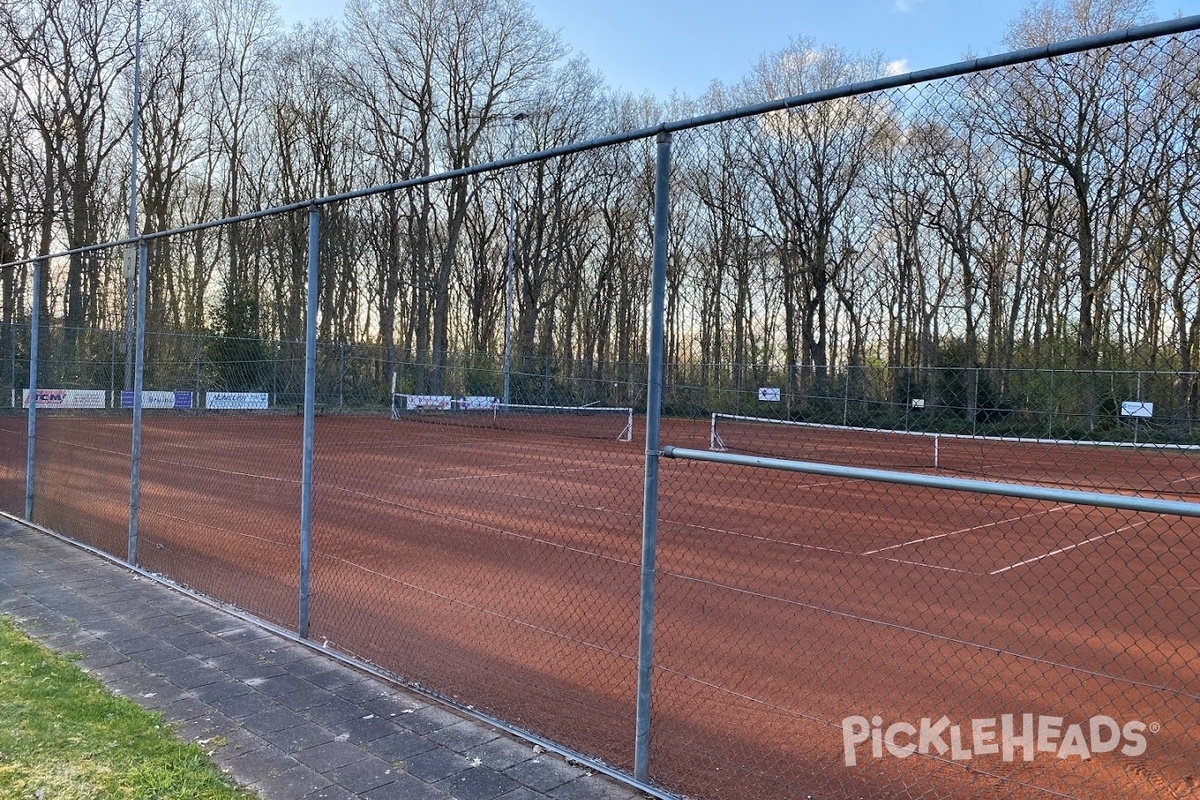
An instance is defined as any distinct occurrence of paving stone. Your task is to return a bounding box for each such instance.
[365,730,438,762]
[329,677,387,705]
[303,786,360,800]
[429,720,500,751]
[464,737,538,771]
[437,765,520,800]
[252,764,333,800]
[294,740,369,772]
[504,756,585,793]
[305,672,364,695]
[335,712,400,744]
[263,721,337,753]
[304,697,364,727]
[221,744,299,783]
[395,704,461,735]
[158,695,213,723]
[242,706,308,736]
[547,775,640,800]
[363,692,427,719]
[193,678,254,704]
[360,774,447,800]
[327,755,401,793]
[286,655,347,680]
[402,745,475,782]
[209,653,287,681]
[275,686,332,713]
[255,674,314,699]
[211,689,277,720]
[495,789,554,800]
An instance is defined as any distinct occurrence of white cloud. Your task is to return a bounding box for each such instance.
[885,59,910,76]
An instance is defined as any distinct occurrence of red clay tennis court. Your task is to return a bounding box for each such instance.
[3,410,1198,799]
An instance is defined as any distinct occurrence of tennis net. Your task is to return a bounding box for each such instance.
[392,395,634,442]
[709,413,1200,495]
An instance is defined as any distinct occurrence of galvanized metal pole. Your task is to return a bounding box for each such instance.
[502,113,527,408]
[123,0,142,392]
[23,260,42,521]
[299,205,320,638]
[634,130,671,783]
[128,240,148,565]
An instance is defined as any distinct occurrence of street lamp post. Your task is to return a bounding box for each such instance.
[501,112,528,408]
[123,0,142,393]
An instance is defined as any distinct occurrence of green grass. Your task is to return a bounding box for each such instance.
[0,615,258,800]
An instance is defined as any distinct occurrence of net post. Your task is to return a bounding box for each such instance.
[390,372,399,419]
[635,130,670,784]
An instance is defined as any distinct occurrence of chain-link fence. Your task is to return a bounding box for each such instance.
[3,17,1200,800]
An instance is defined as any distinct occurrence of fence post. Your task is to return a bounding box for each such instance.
[843,367,850,425]
[635,130,671,784]
[338,343,345,409]
[194,334,202,407]
[299,205,320,639]
[128,240,148,565]
[24,260,43,521]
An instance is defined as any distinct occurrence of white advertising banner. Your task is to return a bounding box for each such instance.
[118,390,194,410]
[461,396,499,410]
[1120,401,1153,418]
[206,392,269,410]
[406,395,452,410]
[22,389,107,409]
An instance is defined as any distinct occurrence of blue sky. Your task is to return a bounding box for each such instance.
[281,0,1200,98]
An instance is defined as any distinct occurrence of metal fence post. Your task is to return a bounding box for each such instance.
[299,205,320,638]
[635,130,671,784]
[24,260,43,521]
[194,334,202,406]
[128,240,148,565]
[338,343,345,409]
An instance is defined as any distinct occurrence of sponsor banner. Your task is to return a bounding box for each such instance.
[406,394,452,411]
[118,391,194,410]
[22,388,107,409]
[206,392,269,410]
[758,387,781,402]
[461,396,499,411]
[1120,401,1153,418]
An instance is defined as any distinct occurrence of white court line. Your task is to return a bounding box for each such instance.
[861,504,1074,555]
[988,520,1151,575]
[876,557,972,574]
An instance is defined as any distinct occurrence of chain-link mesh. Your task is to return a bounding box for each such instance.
[131,225,302,629]
[1,22,1198,800]
[303,166,652,769]
[645,31,1200,800]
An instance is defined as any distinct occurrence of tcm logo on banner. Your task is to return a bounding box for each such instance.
[22,389,106,409]
[118,391,193,410]
[206,392,269,410]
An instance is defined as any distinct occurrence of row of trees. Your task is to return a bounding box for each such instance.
[0,0,1197,425]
